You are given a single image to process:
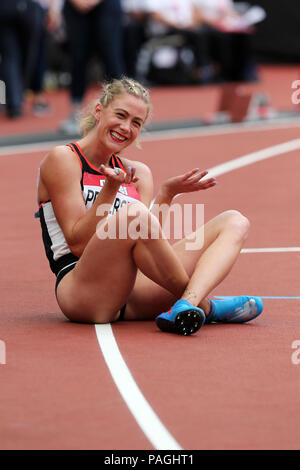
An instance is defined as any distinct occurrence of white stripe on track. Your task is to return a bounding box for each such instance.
[241,247,300,253]
[0,109,298,449]
[2,117,300,156]
[94,135,300,450]
[142,117,300,142]
[206,137,300,178]
[95,323,182,450]
[0,141,55,156]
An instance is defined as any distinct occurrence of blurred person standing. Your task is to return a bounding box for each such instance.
[194,0,262,81]
[29,0,62,115]
[144,0,199,36]
[60,0,126,135]
[122,0,147,79]
[0,0,61,118]
[0,0,40,118]
[141,0,214,84]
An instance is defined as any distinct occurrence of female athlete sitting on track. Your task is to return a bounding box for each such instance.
[37,77,263,335]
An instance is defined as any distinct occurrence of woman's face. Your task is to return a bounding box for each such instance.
[95,93,148,154]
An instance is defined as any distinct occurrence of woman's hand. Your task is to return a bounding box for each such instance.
[162,169,216,198]
[100,165,139,187]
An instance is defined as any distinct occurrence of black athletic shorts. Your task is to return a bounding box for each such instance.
[55,261,127,320]
[55,261,77,297]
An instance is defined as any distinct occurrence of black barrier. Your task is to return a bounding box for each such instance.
[234,0,300,62]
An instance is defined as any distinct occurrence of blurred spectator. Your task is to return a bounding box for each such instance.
[29,1,62,115]
[141,0,213,84]
[0,0,61,118]
[122,0,147,79]
[60,0,125,135]
[194,0,264,81]
[144,0,199,36]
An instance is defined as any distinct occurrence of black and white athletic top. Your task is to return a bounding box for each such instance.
[38,142,141,277]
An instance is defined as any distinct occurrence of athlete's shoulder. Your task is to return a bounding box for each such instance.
[41,145,79,169]
[40,144,81,181]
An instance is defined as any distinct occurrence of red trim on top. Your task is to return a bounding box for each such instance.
[72,142,126,174]
[111,154,117,168]
[73,142,102,174]
[68,143,83,170]
[115,155,126,172]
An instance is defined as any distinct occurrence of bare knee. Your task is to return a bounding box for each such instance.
[118,201,161,241]
[62,307,119,324]
[222,210,250,241]
[116,201,153,234]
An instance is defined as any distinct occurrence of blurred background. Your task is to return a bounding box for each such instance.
[0,0,299,139]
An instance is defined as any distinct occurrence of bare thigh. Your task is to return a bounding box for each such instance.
[56,214,137,323]
[125,210,239,320]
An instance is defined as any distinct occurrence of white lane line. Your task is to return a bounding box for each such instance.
[94,137,300,449]
[142,117,300,142]
[241,247,300,253]
[2,117,300,156]
[206,138,300,178]
[0,141,54,156]
[95,323,182,450]
[0,112,297,448]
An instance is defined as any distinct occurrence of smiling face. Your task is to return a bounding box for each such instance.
[94,93,148,154]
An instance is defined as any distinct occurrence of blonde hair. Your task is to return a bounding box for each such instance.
[79,77,151,137]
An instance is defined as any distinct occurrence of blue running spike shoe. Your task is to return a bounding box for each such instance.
[155,299,206,335]
[206,296,263,324]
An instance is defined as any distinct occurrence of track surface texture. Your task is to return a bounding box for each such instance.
[0,65,300,450]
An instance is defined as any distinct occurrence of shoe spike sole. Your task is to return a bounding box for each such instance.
[156,309,204,336]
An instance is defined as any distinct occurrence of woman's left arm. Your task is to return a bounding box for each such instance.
[152,169,216,225]
[157,169,216,201]
[132,162,217,226]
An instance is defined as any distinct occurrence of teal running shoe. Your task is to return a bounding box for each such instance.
[206,296,263,324]
[155,299,206,335]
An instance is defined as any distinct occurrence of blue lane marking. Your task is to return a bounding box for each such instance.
[260,297,300,299]
[214,296,300,300]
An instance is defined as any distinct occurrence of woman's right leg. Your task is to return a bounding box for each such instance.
[56,202,190,323]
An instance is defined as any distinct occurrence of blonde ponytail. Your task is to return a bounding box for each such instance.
[79,77,151,137]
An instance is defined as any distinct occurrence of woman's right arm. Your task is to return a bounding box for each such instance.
[40,146,122,257]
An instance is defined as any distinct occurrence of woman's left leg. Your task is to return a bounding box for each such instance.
[125,210,250,320]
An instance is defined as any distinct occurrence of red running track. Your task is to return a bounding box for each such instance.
[1,96,300,450]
